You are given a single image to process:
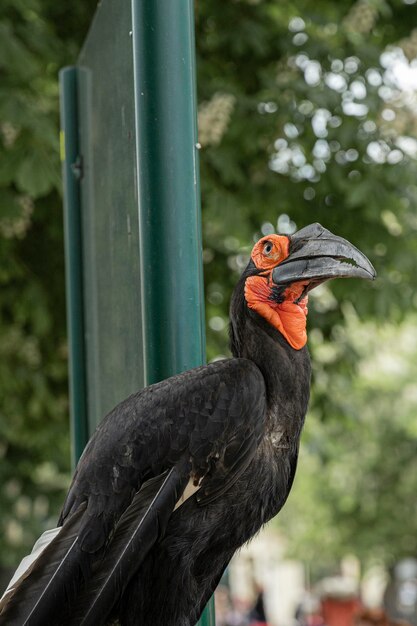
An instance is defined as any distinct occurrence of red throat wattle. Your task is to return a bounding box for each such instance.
[244,235,309,350]
[245,276,309,350]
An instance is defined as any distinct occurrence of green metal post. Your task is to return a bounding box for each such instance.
[60,1,214,620]
[131,1,213,623]
[132,0,206,383]
[198,600,216,626]
[59,67,89,467]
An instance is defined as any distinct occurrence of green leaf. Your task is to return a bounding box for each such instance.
[0,189,22,220]
[16,150,59,197]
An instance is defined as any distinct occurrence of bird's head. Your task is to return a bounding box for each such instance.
[243,223,376,350]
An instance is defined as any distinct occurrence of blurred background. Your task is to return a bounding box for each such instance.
[1,0,417,624]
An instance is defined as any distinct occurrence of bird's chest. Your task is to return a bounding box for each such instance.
[201,442,295,547]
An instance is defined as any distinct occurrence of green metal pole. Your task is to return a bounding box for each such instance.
[131,1,213,623]
[131,0,206,383]
[59,67,89,468]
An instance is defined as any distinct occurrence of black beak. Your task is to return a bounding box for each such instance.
[272,223,376,288]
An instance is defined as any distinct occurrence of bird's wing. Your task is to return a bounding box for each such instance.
[0,503,88,625]
[0,357,266,626]
[69,462,191,626]
[60,358,266,539]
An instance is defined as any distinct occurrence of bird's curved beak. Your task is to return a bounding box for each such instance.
[272,223,376,288]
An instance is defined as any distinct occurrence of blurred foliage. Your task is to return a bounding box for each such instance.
[0,0,95,567]
[195,0,417,573]
[280,312,417,573]
[1,0,417,578]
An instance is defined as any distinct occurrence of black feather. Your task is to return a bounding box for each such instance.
[197,432,260,505]
[67,460,191,626]
[0,502,88,626]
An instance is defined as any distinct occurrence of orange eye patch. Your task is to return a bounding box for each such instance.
[251,234,290,271]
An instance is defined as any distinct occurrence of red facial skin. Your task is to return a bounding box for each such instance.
[244,235,309,350]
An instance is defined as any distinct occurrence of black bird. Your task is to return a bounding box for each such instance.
[0,223,375,626]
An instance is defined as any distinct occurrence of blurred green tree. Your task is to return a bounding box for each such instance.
[1,0,417,579]
[0,0,95,575]
[195,0,417,573]
[279,312,417,571]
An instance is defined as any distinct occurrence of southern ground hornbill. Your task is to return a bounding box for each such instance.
[0,223,375,626]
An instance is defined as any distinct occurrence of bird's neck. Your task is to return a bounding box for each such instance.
[230,279,311,436]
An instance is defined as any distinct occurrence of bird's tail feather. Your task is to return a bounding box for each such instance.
[0,502,88,626]
[68,459,191,626]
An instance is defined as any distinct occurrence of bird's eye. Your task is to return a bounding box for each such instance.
[263,241,273,256]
